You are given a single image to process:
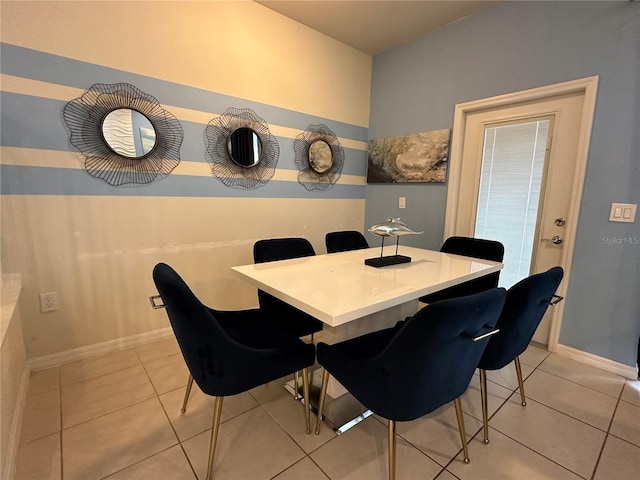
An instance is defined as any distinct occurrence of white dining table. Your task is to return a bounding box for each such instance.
[231,245,503,431]
[231,245,502,434]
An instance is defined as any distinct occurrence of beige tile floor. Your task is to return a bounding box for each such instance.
[14,338,640,480]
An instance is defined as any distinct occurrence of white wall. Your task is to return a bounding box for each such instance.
[0,1,372,359]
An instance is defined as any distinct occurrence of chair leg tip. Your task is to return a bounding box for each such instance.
[521,401,527,406]
[464,458,470,464]
[483,438,490,444]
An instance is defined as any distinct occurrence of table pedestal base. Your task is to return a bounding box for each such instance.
[285,300,420,434]
[285,368,373,435]
[322,300,419,398]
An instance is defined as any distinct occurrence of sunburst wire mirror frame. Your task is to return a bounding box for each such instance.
[204,107,279,189]
[63,82,183,186]
[294,124,344,191]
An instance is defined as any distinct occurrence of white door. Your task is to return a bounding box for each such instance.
[445,78,598,348]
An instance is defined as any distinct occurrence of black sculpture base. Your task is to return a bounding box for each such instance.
[365,255,411,268]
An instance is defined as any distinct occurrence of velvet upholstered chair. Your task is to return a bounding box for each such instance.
[253,238,324,397]
[477,266,564,444]
[419,236,505,305]
[325,230,370,253]
[314,288,507,480]
[152,263,315,480]
[253,237,323,339]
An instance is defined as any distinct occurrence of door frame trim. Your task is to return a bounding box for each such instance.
[444,76,598,351]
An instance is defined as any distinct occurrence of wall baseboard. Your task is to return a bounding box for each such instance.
[28,327,174,371]
[3,365,30,480]
[557,344,638,379]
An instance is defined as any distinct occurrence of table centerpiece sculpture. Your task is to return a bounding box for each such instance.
[365,218,424,267]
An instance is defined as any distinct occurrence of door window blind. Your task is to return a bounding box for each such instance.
[475,119,550,288]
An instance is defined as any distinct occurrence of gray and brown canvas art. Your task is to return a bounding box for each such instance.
[367,128,450,183]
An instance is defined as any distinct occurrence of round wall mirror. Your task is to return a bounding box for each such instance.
[101,108,157,158]
[308,140,333,173]
[294,124,344,191]
[204,107,279,189]
[227,127,262,167]
[63,82,183,186]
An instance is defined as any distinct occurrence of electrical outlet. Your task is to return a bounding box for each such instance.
[40,292,58,312]
[399,197,406,209]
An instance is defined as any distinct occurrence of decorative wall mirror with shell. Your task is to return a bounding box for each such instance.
[294,124,344,191]
[204,107,279,189]
[63,82,183,186]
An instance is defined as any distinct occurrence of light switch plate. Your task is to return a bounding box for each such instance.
[609,203,637,223]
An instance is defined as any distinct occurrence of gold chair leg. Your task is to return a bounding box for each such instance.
[454,397,470,464]
[293,371,300,399]
[206,396,224,480]
[181,374,194,413]
[515,356,527,406]
[480,369,490,444]
[388,419,396,480]
[314,369,330,435]
[301,367,311,434]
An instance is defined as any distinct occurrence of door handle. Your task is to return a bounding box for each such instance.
[541,235,563,245]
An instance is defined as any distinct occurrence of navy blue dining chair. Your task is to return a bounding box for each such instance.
[419,236,504,304]
[325,230,370,253]
[253,237,324,340]
[477,266,564,444]
[254,237,324,398]
[314,288,507,480]
[152,263,315,480]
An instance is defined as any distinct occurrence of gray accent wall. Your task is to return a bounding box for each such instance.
[366,1,640,367]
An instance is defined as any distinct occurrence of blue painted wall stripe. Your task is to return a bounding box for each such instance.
[1,165,365,198]
[1,43,368,141]
[1,92,368,177]
[1,93,72,151]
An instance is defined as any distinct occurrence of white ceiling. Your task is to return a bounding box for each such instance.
[256,1,501,55]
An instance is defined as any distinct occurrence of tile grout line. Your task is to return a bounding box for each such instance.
[20,342,636,480]
[396,421,469,479]
[470,421,591,480]
[535,366,625,400]
[394,353,547,478]
[588,380,626,480]
[256,399,314,456]
[133,346,199,480]
[59,348,185,479]
[58,349,142,388]
[477,358,593,480]
[515,395,616,435]
[60,390,158,432]
[97,445,193,480]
